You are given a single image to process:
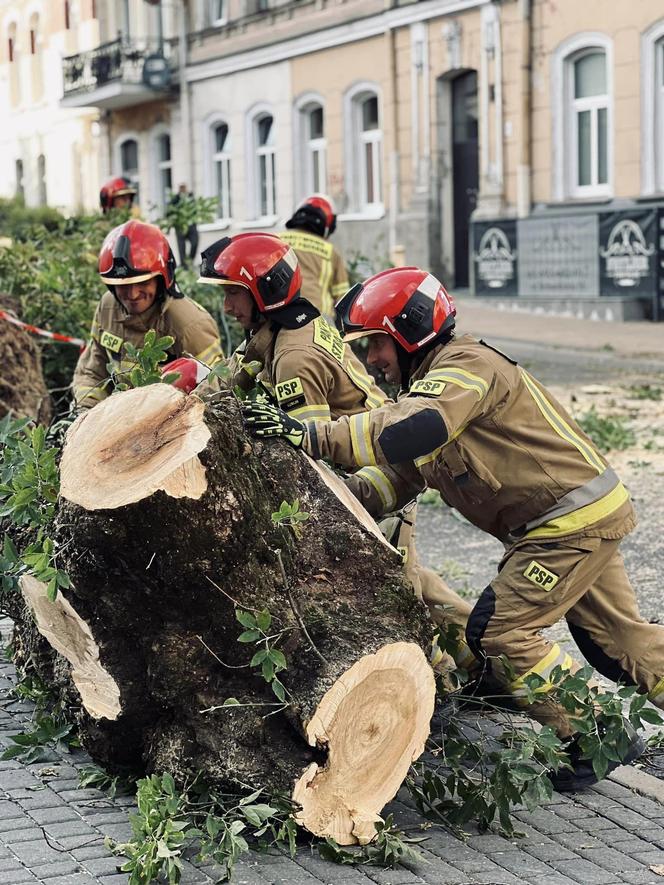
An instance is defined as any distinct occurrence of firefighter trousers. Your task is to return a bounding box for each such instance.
[466,533,664,737]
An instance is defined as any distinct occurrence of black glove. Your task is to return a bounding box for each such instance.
[242,401,305,448]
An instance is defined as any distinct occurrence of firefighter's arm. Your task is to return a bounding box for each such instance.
[71,306,111,411]
[345,464,424,519]
[179,309,224,368]
[306,358,494,468]
[272,347,333,423]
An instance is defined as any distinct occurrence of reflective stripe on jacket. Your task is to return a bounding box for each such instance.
[278,230,348,320]
[304,335,635,543]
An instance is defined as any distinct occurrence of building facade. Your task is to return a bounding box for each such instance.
[0,0,101,212]
[28,0,664,319]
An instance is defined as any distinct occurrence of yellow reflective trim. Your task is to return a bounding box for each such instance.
[280,230,333,259]
[332,281,349,296]
[195,342,224,365]
[510,644,574,701]
[75,386,106,402]
[313,317,345,363]
[414,445,444,469]
[426,367,489,399]
[648,676,664,706]
[345,360,386,410]
[349,412,377,466]
[526,482,629,539]
[355,466,397,511]
[289,404,331,422]
[522,371,604,473]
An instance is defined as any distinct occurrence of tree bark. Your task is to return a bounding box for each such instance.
[21,385,435,844]
[0,294,51,423]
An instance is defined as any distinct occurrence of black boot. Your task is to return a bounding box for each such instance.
[549,718,645,792]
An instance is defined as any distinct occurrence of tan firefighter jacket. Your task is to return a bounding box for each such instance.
[278,230,348,321]
[229,315,386,422]
[304,335,635,545]
[72,291,223,410]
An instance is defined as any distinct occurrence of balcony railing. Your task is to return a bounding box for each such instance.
[62,37,177,101]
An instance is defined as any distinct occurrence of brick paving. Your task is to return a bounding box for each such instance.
[2,621,664,884]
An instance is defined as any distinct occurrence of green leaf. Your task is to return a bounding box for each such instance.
[222,697,240,706]
[237,630,260,643]
[250,650,268,668]
[235,610,256,629]
[271,678,286,703]
[269,649,287,672]
[256,609,272,633]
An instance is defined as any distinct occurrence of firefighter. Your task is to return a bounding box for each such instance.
[72,220,223,410]
[197,233,473,668]
[99,176,137,214]
[243,265,663,790]
[280,195,348,322]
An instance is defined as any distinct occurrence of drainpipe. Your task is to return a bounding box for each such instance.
[177,0,193,186]
[517,0,532,217]
[387,25,402,264]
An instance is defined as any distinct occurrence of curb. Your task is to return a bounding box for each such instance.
[609,764,664,803]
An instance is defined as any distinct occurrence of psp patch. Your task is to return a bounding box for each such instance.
[410,378,447,397]
[275,376,305,409]
[523,560,559,592]
[100,330,123,353]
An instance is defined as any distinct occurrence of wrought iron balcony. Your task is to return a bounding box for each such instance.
[61,37,177,110]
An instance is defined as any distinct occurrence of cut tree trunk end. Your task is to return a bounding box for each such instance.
[33,384,437,844]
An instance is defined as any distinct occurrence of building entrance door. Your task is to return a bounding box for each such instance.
[452,71,479,287]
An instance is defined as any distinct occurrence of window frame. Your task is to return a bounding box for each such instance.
[208,0,227,27]
[343,82,384,218]
[115,133,141,204]
[294,92,327,202]
[152,128,172,215]
[211,118,232,223]
[249,108,277,222]
[552,33,613,202]
[641,19,664,195]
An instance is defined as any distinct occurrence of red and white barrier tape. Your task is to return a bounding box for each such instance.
[0,310,86,349]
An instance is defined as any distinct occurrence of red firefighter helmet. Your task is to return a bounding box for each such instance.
[198,233,301,312]
[99,176,137,213]
[98,220,176,289]
[336,267,456,354]
[286,194,337,237]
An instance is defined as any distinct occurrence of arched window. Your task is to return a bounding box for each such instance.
[211,121,232,221]
[345,86,383,212]
[254,112,276,218]
[155,131,172,212]
[303,102,326,195]
[553,34,612,200]
[118,136,140,203]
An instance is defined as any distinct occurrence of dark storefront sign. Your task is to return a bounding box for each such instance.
[472,220,518,297]
[470,205,664,319]
[599,209,657,298]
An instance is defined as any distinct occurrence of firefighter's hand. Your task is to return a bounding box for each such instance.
[242,402,305,448]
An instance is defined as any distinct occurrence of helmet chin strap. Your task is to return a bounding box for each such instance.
[396,344,415,394]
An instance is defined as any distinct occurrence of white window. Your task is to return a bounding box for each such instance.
[569,50,609,196]
[345,85,384,214]
[553,34,612,201]
[155,132,172,212]
[208,0,227,26]
[640,21,664,195]
[358,93,382,207]
[211,121,232,220]
[119,136,140,202]
[305,104,326,194]
[254,113,276,218]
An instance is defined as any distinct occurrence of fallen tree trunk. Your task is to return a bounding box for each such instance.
[21,384,435,844]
